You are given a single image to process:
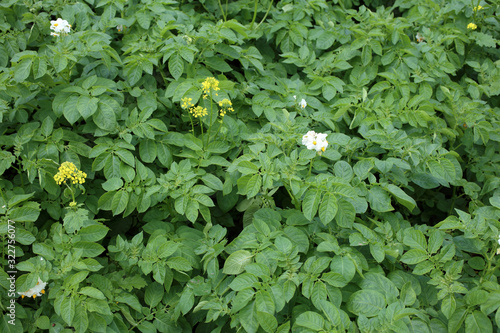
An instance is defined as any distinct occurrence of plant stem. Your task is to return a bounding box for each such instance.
[308,158,313,177]
[256,0,274,30]
[218,0,227,21]
[206,91,214,148]
[250,0,259,29]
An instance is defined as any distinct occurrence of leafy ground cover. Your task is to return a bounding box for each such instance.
[1,0,500,332]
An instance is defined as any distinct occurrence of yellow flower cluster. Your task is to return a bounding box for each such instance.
[218,99,234,117]
[467,23,477,30]
[54,162,86,185]
[473,5,483,11]
[202,77,220,98]
[189,106,208,118]
[181,97,194,109]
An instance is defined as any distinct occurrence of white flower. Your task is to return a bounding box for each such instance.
[50,32,59,37]
[299,99,307,109]
[416,32,425,43]
[302,131,328,153]
[18,277,47,299]
[293,95,297,100]
[50,18,71,34]
[117,25,123,32]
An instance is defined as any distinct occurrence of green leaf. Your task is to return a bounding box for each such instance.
[166,257,192,271]
[168,53,183,80]
[302,188,322,221]
[205,56,232,72]
[178,289,194,315]
[61,295,76,325]
[93,96,118,131]
[230,273,258,291]
[384,184,416,211]
[78,225,109,242]
[145,282,164,307]
[367,186,394,212]
[72,242,105,257]
[139,139,157,163]
[63,96,80,124]
[318,193,338,225]
[14,58,33,82]
[102,177,123,191]
[465,310,492,333]
[403,229,427,251]
[257,311,278,333]
[335,198,355,228]
[9,204,40,222]
[79,287,106,300]
[348,290,386,317]
[77,96,98,119]
[295,311,325,331]
[223,250,253,275]
[111,190,129,215]
[400,249,428,265]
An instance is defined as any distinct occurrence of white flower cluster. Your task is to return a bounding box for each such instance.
[293,96,307,109]
[299,99,307,109]
[302,131,328,153]
[18,277,47,299]
[50,18,71,37]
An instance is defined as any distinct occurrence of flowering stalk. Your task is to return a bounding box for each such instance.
[54,162,86,207]
[201,77,220,148]
[206,91,214,149]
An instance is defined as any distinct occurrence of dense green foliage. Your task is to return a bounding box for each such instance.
[1,0,500,332]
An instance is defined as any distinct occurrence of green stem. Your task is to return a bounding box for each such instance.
[200,119,205,147]
[217,0,227,21]
[250,0,259,29]
[284,182,300,210]
[308,158,314,177]
[64,182,76,203]
[188,112,195,135]
[256,0,274,30]
[206,91,214,148]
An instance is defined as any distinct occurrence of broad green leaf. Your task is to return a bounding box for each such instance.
[335,198,355,228]
[348,290,386,317]
[78,225,109,242]
[79,287,105,300]
[9,204,40,222]
[303,188,321,221]
[111,190,129,215]
[61,295,76,325]
[257,311,278,333]
[465,310,492,333]
[385,184,416,211]
[223,250,253,275]
[14,58,33,82]
[318,193,338,225]
[403,229,427,252]
[139,139,157,163]
[168,53,183,80]
[295,311,325,331]
[367,186,394,212]
[400,249,428,265]
[102,177,123,191]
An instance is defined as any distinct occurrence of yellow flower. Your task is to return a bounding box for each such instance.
[473,5,483,11]
[54,162,86,185]
[181,97,194,109]
[467,23,477,30]
[218,98,234,117]
[189,106,208,118]
[202,77,220,98]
